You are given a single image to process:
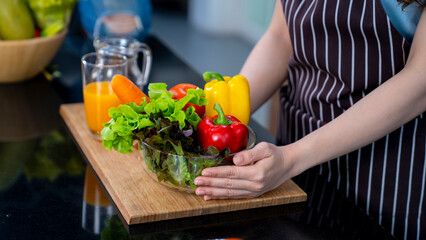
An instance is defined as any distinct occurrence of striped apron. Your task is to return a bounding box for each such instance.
[277,0,426,239]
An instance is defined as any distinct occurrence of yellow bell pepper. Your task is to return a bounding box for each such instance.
[203,72,250,125]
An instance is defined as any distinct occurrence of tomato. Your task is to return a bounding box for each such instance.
[169,83,205,118]
[169,83,196,99]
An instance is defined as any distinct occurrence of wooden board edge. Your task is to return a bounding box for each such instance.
[288,179,308,200]
[128,181,307,225]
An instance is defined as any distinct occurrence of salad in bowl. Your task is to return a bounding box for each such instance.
[101,73,255,191]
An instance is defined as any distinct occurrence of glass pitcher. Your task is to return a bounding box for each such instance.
[93,36,152,90]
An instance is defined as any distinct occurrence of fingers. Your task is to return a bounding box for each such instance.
[194,175,261,192]
[233,142,272,166]
[201,164,257,180]
[196,186,261,199]
[194,162,264,200]
[202,142,272,179]
[194,142,284,200]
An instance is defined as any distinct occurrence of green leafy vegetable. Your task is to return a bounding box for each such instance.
[136,115,231,189]
[101,83,206,154]
[101,83,234,189]
[27,0,77,36]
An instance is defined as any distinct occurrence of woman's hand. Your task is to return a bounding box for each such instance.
[194,142,296,200]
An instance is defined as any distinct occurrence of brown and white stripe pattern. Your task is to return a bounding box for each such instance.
[278,0,426,239]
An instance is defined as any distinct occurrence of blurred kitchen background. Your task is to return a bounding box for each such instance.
[150,0,278,136]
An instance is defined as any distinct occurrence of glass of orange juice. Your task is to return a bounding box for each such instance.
[81,52,127,139]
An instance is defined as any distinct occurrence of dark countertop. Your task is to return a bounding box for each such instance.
[0,31,395,239]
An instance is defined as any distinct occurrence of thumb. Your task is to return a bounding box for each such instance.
[233,142,268,166]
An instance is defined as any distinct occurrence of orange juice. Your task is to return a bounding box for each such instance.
[83,81,122,136]
[83,168,111,207]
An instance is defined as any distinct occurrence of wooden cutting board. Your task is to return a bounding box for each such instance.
[59,103,307,225]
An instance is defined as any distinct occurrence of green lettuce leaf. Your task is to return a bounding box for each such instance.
[147,82,172,99]
[101,82,207,154]
[187,88,208,106]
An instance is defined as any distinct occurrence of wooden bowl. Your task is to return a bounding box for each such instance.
[0,29,67,83]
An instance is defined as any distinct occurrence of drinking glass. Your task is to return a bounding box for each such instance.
[81,52,127,139]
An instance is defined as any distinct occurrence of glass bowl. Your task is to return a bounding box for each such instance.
[138,126,256,193]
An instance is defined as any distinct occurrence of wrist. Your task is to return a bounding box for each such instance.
[280,139,317,178]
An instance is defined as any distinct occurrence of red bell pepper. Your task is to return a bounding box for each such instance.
[169,83,205,118]
[197,103,249,154]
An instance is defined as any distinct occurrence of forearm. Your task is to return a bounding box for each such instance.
[287,67,426,174]
[240,0,292,113]
[240,31,292,112]
[286,7,426,174]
